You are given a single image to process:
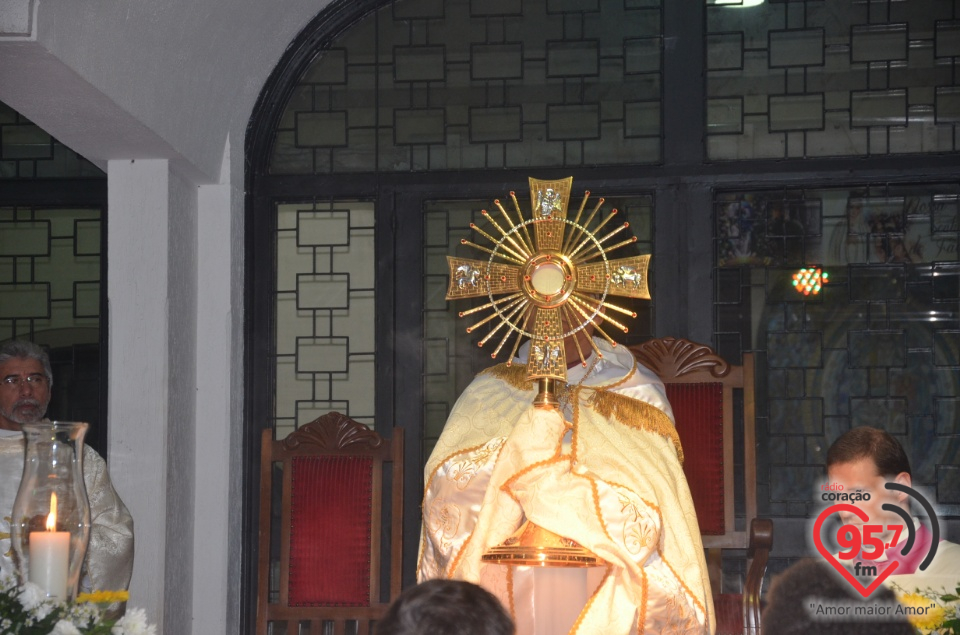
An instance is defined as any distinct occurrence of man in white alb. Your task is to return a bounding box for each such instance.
[0,340,134,596]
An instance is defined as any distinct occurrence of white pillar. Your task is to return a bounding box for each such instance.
[192,138,238,633]
[107,159,198,632]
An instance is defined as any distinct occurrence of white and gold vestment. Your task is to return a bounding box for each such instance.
[0,429,134,594]
[419,338,714,634]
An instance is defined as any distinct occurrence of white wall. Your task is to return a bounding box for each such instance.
[10,0,332,181]
[0,0,335,631]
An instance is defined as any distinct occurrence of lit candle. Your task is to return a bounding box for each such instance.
[29,492,69,600]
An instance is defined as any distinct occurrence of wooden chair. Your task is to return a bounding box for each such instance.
[630,337,773,635]
[256,412,403,635]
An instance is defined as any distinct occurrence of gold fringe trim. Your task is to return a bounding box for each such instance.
[588,390,684,464]
[479,363,533,391]
[482,359,684,464]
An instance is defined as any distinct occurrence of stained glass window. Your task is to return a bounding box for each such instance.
[715,184,960,516]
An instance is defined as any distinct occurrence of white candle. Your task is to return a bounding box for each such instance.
[29,493,69,600]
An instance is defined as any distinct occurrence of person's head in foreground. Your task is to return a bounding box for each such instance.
[0,340,53,431]
[826,426,912,539]
[375,579,515,635]
[762,558,914,634]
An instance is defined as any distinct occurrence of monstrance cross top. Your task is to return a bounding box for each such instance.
[446,177,651,403]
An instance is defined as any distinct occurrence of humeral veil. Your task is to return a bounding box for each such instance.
[418,339,714,634]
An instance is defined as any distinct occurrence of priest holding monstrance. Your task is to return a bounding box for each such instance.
[418,178,713,634]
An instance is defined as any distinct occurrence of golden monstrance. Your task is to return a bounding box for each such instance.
[444,176,652,567]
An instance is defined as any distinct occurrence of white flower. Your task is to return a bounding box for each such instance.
[17,581,46,610]
[17,581,56,619]
[0,573,17,590]
[63,602,99,627]
[51,620,83,635]
[111,608,156,635]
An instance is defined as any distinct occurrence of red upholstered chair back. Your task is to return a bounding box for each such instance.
[256,412,403,635]
[288,455,374,606]
[631,338,771,635]
[666,382,726,536]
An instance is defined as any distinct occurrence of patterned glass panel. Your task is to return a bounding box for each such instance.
[270,0,663,174]
[706,0,960,159]
[0,206,102,341]
[422,194,655,459]
[273,201,376,438]
[714,184,960,517]
[0,205,105,448]
[0,101,104,178]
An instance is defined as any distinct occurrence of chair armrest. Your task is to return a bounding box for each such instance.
[743,518,773,634]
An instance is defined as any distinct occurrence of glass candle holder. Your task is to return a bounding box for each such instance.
[10,421,91,602]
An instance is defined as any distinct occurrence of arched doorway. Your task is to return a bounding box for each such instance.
[244,0,669,623]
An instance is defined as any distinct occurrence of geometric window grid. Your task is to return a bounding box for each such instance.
[0,206,103,343]
[273,201,376,438]
[0,100,104,179]
[706,4,960,159]
[422,194,656,464]
[270,0,663,174]
[714,183,960,517]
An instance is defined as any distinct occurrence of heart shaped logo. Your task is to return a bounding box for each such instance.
[813,503,900,598]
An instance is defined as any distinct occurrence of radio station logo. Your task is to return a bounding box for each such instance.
[812,481,940,598]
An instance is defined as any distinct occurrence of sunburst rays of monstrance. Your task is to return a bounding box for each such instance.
[446,176,650,404]
[444,177,652,568]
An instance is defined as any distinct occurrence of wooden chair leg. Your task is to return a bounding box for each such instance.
[743,518,773,635]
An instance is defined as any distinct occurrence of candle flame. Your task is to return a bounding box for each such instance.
[46,492,58,532]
